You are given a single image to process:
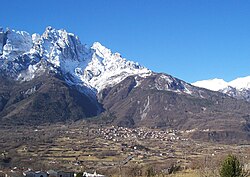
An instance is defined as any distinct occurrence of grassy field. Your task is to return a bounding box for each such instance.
[169,170,199,177]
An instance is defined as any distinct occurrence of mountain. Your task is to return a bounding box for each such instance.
[193,76,250,102]
[0,26,151,123]
[0,27,151,91]
[0,27,250,143]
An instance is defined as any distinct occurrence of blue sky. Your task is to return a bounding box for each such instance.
[1,0,250,82]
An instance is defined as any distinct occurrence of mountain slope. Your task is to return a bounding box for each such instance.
[0,73,101,125]
[100,74,250,129]
[99,74,250,143]
[0,27,250,143]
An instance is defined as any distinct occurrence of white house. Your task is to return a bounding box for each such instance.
[82,172,105,177]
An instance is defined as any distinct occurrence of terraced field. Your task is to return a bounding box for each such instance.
[0,121,249,176]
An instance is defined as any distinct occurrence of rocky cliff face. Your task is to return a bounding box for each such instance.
[0,28,7,55]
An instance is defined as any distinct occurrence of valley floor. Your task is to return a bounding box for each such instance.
[0,121,249,176]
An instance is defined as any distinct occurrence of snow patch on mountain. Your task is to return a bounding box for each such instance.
[154,74,193,94]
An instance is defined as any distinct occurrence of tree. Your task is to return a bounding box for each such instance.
[220,154,243,177]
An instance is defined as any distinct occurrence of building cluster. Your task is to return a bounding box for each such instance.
[0,170,105,177]
[97,126,183,142]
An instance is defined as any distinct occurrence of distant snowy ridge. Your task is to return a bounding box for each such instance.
[0,27,152,93]
[192,76,250,91]
[192,76,250,101]
[192,78,228,91]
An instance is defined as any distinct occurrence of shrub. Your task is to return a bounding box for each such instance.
[220,154,243,177]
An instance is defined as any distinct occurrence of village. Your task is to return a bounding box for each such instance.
[97,126,182,142]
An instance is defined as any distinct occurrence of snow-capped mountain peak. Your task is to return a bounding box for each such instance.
[82,42,152,92]
[0,27,152,93]
[193,76,250,91]
[228,76,250,90]
[91,42,112,58]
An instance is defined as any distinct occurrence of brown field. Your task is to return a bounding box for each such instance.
[0,121,249,176]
